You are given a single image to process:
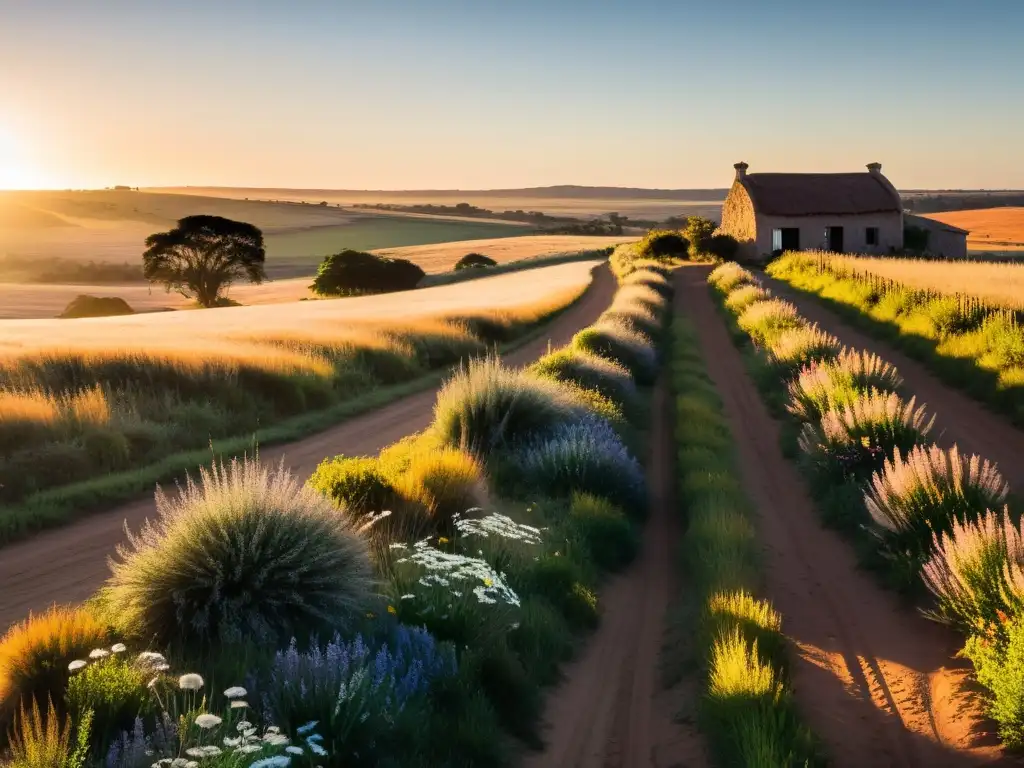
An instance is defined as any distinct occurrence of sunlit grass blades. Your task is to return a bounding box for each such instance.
[786,349,903,423]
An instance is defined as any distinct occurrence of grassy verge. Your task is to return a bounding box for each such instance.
[765,252,1024,427]
[0,286,589,546]
[709,261,1024,750]
[667,314,819,766]
[419,247,614,288]
[0,261,673,767]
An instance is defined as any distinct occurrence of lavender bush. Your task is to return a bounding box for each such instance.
[514,415,647,518]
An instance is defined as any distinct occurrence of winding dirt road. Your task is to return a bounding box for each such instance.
[522,375,708,768]
[0,264,616,632]
[765,276,1024,491]
[677,266,1002,767]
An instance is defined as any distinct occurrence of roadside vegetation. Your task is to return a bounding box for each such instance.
[0,287,586,543]
[668,315,819,766]
[0,254,673,767]
[709,261,1024,750]
[767,251,1024,426]
[419,247,612,288]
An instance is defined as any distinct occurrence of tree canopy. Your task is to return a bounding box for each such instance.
[310,250,425,296]
[454,253,497,270]
[142,215,266,308]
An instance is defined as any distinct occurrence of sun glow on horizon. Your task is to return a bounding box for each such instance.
[0,122,57,190]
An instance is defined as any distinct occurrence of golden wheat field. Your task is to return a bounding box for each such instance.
[0,235,626,319]
[0,259,601,352]
[828,253,1024,309]
[923,207,1024,252]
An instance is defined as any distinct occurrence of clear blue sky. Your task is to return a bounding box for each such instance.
[0,0,1021,190]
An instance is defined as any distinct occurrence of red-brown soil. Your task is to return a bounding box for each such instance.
[0,265,616,632]
[766,276,1024,492]
[677,266,1004,767]
[522,374,709,768]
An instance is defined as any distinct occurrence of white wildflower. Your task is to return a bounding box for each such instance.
[68,660,87,672]
[223,686,247,699]
[286,745,304,755]
[398,539,520,606]
[296,720,319,735]
[230,700,249,709]
[222,736,241,748]
[454,512,544,545]
[263,732,289,746]
[308,741,328,756]
[178,673,204,691]
[400,594,415,600]
[233,743,262,754]
[194,714,222,729]
[89,648,109,659]
[110,643,127,654]
[250,757,291,768]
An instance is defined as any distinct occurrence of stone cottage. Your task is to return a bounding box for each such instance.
[720,162,905,262]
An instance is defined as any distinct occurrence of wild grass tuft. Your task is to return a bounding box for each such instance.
[737,299,805,346]
[307,454,396,515]
[725,284,772,314]
[786,349,903,423]
[101,456,373,649]
[764,325,842,380]
[708,262,760,294]
[529,347,639,412]
[393,448,487,533]
[572,319,659,385]
[7,697,91,768]
[865,444,1009,578]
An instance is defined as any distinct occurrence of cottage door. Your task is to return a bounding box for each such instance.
[826,226,844,252]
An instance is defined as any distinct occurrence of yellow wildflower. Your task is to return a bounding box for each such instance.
[387,605,397,615]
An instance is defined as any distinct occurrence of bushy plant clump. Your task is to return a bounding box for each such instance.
[737,299,805,346]
[529,348,639,412]
[310,249,425,296]
[786,350,903,423]
[572,321,658,385]
[454,252,497,270]
[764,325,842,380]
[865,444,1009,576]
[724,284,771,315]
[102,457,373,649]
[708,262,760,294]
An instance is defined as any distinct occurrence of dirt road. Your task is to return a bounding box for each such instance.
[0,264,616,632]
[765,276,1024,491]
[678,266,1000,767]
[522,374,708,767]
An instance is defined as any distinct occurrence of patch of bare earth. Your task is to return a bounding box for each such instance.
[522,378,709,768]
[677,265,1003,767]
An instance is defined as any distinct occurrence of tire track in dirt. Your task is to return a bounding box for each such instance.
[522,375,709,768]
[677,266,1000,767]
[765,276,1024,491]
[0,265,616,632]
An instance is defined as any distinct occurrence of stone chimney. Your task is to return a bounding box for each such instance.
[867,162,882,175]
[734,161,749,180]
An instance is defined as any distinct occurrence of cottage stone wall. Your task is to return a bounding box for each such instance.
[754,211,904,257]
[719,181,758,261]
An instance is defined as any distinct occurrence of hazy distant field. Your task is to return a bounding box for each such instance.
[151,186,726,221]
[924,207,1024,253]
[0,235,625,319]
[0,190,526,277]
[0,260,601,350]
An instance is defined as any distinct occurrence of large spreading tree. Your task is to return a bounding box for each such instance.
[142,215,266,308]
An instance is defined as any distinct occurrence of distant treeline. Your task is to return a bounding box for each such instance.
[904,192,1024,214]
[0,255,144,284]
[354,201,579,225]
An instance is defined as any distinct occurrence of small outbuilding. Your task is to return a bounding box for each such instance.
[903,213,969,260]
[720,162,905,262]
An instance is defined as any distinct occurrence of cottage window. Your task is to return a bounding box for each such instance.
[772,228,782,252]
[866,227,879,246]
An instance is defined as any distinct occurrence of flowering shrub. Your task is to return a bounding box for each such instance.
[797,392,934,482]
[572,320,658,385]
[306,455,396,515]
[786,350,903,423]
[102,457,373,649]
[432,357,585,457]
[708,262,760,294]
[922,508,1022,636]
[513,415,647,518]
[963,614,1024,749]
[530,348,639,412]
[65,649,151,756]
[865,444,1009,575]
[258,627,454,765]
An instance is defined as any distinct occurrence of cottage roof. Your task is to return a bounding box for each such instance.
[904,213,970,235]
[740,173,901,217]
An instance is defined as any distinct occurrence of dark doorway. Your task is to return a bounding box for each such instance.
[826,226,844,252]
[780,228,800,251]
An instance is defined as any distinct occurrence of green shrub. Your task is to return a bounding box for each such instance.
[308,455,397,515]
[530,348,639,412]
[568,493,638,571]
[737,299,805,346]
[621,268,673,300]
[786,349,903,423]
[572,321,658,385]
[59,295,134,319]
[0,606,109,730]
[508,597,574,686]
[454,253,497,270]
[797,392,934,482]
[725,285,771,314]
[923,296,986,339]
[102,457,373,649]
[637,229,689,261]
[964,614,1024,749]
[310,249,425,296]
[922,508,1021,635]
[65,655,150,756]
[865,444,1009,578]
[707,233,740,262]
[432,357,584,457]
[393,448,487,534]
[464,642,543,747]
[515,554,599,631]
[598,304,663,340]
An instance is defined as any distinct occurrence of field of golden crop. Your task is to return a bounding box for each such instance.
[825,253,1024,310]
[0,236,625,319]
[924,207,1024,252]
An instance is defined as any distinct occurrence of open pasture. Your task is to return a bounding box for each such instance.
[0,236,623,319]
[151,185,727,222]
[0,190,526,278]
[924,207,1024,253]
